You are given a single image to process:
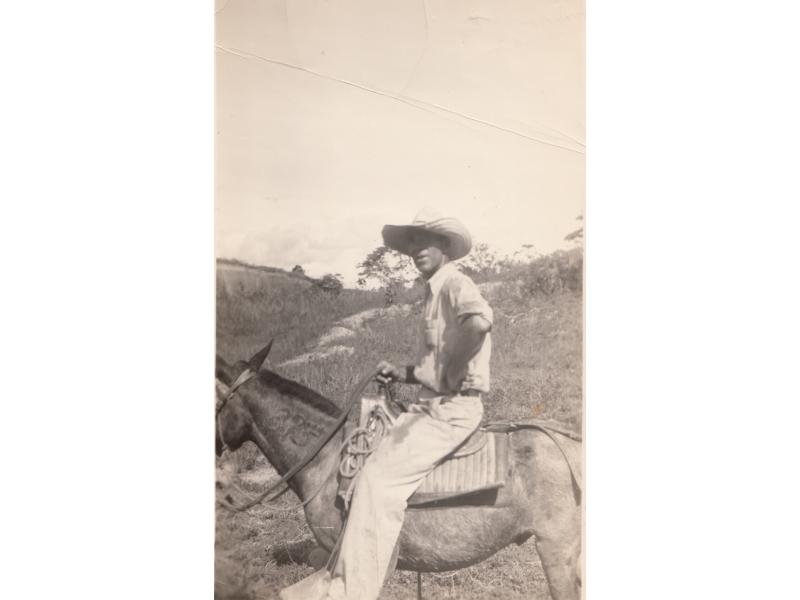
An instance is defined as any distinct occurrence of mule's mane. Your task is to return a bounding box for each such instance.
[257,369,342,418]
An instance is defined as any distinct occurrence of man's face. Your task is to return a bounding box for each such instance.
[407,229,450,278]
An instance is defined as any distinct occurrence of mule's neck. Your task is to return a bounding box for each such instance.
[240,371,343,499]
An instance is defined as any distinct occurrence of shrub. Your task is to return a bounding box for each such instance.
[520,248,583,297]
[314,273,344,296]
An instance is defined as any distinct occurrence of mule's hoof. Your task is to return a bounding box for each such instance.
[308,547,330,569]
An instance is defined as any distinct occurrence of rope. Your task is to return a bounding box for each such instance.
[337,406,392,511]
[320,403,394,572]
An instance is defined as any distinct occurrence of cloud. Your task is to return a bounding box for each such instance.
[218,215,383,285]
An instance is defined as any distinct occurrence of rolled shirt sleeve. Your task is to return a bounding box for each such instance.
[445,276,494,326]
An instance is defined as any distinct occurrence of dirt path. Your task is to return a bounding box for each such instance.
[275,282,504,368]
[276,303,413,367]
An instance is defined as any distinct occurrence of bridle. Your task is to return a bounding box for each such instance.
[216,367,257,419]
[216,367,382,512]
[215,366,258,456]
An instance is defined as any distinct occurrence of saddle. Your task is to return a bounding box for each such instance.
[336,394,512,509]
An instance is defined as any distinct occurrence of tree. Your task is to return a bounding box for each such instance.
[314,273,343,296]
[357,246,418,305]
[564,214,584,245]
[292,264,305,275]
[456,242,500,282]
[521,248,583,296]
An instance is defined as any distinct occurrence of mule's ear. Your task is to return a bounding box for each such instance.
[215,379,230,400]
[248,339,274,371]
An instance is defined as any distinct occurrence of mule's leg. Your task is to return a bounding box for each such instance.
[535,535,581,600]
[520,431,582,600]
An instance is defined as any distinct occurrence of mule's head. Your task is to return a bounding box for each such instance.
[215,340,274,456]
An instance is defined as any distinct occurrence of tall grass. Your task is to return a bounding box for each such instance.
[215,254,582,599]
[216,257,582,434]
[216,273,386,365]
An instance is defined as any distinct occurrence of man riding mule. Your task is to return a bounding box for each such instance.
[281,208,494,600]
[215,208,582,600]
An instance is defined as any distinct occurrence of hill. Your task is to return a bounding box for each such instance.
[216,258,386,365]
[217,258,315,291]
[215,251,583,599]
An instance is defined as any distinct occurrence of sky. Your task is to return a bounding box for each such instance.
[215,0,584,285]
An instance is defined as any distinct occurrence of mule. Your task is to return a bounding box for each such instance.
[215,343,582,600]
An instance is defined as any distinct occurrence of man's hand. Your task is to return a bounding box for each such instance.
[376,360,403,385]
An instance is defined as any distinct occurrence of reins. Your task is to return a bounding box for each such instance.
[216,368,382,512]
[218,370,583,512]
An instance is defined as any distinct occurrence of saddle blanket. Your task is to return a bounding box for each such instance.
[408,430,510,507]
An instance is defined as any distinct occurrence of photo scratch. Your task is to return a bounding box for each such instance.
[215,44,585,154]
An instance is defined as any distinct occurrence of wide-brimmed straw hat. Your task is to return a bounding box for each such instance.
[382,207,472,260]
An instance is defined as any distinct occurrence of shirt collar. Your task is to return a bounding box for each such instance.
[425,262,456,296]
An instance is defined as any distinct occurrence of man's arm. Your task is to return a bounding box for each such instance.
[376,313,490,390]
[445,314,491,392]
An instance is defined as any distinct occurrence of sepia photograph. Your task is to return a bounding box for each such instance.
[7,3,800,600]
[214,1,584,598]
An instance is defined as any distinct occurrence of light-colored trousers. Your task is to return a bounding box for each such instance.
[280,393,484,600]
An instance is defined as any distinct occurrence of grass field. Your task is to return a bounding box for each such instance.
[215,258,582,599]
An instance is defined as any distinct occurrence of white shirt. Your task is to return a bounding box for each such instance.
[414,263,493,394]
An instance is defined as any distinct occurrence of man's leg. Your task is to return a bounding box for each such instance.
[333,395,483,599]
